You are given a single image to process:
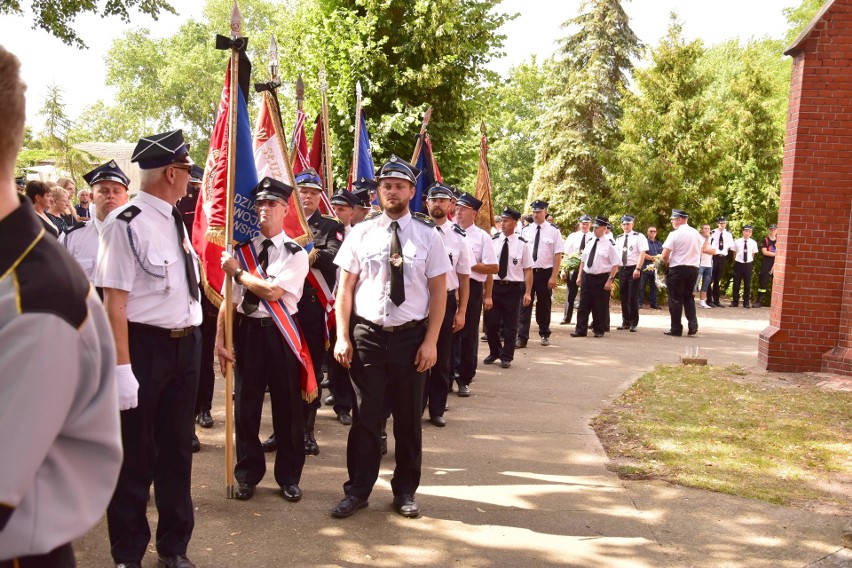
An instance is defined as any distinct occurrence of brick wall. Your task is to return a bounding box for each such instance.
[759,0,852,374]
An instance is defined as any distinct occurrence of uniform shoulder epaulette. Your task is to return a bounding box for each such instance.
[321,213,340,222]
[364,210,383,221]
[65,221,87,234]
[492,233,500,239]
[451,223,466,237]
[519,236,527,243]
[284,241,303,255]
[412,212,435,227]
[117,205,141,223]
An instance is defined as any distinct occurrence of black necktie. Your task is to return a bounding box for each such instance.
[171,206,200,302]
[587,238,598,269]
[389,221,405,306]
[621,234,629,266]
[718,231,723,251]
[742,240,747,262]
[532,225,541,262]
[580,234,586,251]
[498,237,509,279]
[241,239,272,315]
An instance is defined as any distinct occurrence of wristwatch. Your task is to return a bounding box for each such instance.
[234,268,244,284]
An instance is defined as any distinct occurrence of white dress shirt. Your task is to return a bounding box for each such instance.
[231,231,308,316]
[564,230,592,256]
[492,232,533,282]
[581,236,621,275]
[334,211,451,326]
[663,223,704,267]
[615,231,649,266]
[62,217,104,282]
[96,191,202,329]
[459,222,498,283]
[521,221,564,268]
[732,237,759,264]
[709,228,734,255]
[434,221,472,291]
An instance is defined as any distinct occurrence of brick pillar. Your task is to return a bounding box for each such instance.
[759,0,852,375]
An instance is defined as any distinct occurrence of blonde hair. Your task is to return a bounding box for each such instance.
[0,46,26,171]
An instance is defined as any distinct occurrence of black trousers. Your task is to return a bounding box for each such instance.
[563,269,579,323]
[710,254,727,304]
[0,543,75,568]
[485,281,524,362]
[732,261,753,305]
[195,294,218,415]
[757,258,774,298]
[233,316,304,487]
[327,333,355,414]
[345,320,427,500]
[107,326,200,564]
[619,265,640,327]
[518,268,553,340]
[457,279,483,386]
[575,272,609,335]
[424,292,456,418]
[297,291,326,412]
[666,265,699,333]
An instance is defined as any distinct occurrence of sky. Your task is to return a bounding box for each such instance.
[1,0,801,131]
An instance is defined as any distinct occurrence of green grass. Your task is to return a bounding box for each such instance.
[592,365,852,510]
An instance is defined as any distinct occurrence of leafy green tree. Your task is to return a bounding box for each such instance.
[0,0,176,48]
[31,83,95,181]
[608,15,719,232]
[783,0,825,45]
[529,0,640,231]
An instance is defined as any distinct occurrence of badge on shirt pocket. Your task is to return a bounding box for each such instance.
[512,257,518,265]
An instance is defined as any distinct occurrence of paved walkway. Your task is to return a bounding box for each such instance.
[75,306,851,567]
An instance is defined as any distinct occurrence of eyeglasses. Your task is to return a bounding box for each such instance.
[170,163,193,173]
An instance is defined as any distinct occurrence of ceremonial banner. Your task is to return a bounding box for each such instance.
[412,133,441,214]
[347,110,376,191]
[474,127,495,233]
[192,54,257,305]
[291,109,331,213]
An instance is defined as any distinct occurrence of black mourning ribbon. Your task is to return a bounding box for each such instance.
[215,34,248,52]
[498,237,509,280]
[389,221,405,307]
[241,239,272,315]
[171,207,200,302]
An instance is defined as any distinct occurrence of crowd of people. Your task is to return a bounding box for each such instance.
[1,39,779,568]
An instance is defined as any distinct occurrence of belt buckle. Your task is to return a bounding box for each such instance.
[381,325,395,332]
[169,327,187,339]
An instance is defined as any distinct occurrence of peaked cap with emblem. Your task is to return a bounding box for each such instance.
[579,214,592,223]
[253,177,294,203]
[295,168,323,191]
[671,209,689,219]
[456,192,482,211]
[131,129,191,170]
[190,165,204,184]
[352,177,378,191]
[330,190,359,208]
[621,214,635,224]
[529,199,548,211]
[500,207,521,221]
[426,182,454,200]
[83,160,130,189]
[592,215,612,228]
[377,154,420,185]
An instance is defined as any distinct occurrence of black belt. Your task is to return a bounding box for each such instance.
[494,280,522,286]
[128,321,197,339]
[532,267,552,273]
[355,315,427,333]
[236,314,276,327]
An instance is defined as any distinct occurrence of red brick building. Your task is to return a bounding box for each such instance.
[759,0,852,374]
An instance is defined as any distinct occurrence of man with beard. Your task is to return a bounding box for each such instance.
[331,155,450,519]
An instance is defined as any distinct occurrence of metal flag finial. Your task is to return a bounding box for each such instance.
[230,1,241,39]
[296,74,305,102]
[356,81,362,99]
[269,36,279,80]
[318,67,328,93]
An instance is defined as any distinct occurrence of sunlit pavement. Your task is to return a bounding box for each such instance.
[74,305,851,567]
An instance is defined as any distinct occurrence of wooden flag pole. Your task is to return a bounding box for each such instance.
[319,68,333,196]
[351,82,362,183]
[222,0,241,499]
[410,106,432,164]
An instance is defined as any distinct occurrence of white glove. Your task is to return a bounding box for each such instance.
[115,364,139,411]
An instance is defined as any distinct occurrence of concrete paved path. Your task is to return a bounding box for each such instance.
[74,306,851,567]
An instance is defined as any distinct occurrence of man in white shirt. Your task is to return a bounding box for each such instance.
[560,214,592,325]
[570,216,620,338]
[614,215,648,332]
[708,216,734,307]
[661,209,704,336]
[730,224,759,308]
[517,199,563,347]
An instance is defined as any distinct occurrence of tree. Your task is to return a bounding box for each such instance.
[608,15,720,232]
[783,0,825,45]
[528,0,640,232]
[0,0,177,48]
[28,83,95,181]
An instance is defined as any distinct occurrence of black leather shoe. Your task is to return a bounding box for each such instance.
[688,327,698,336]
[392,494,421,518]
[664,330,682,336]
[515,339,527,349]
[483,354,498,364]
[324,394,335,405]
[457,384,471,397]
[500,360,511,369]
[281,484,302,502]
[191,433,200,453]
[380,433,388,456]
[559,319,570,325]
[304,432,319,455]
[570,332,587,337]
[261,433,277,453]
[714,302,724,308]
[331,495,368,518]
[743,304,751,309]
[234,483,255,501]
[593,332,604,338]
[629,326,637,332]
[729,302,738,307]
[157,554,195,568]
[617,325,630,330]
[430,415,446,427]
[337,411,353,426]
[197,410,213,429]
[116,563,142,568]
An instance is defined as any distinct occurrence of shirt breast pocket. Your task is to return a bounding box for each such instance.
[404,249,427,280]
[146,249,178,292]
